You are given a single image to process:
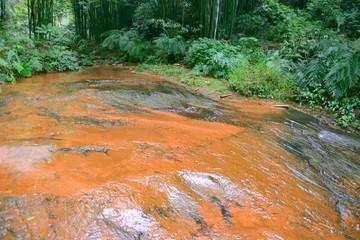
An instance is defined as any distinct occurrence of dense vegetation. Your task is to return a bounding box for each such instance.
[0,0,359,130]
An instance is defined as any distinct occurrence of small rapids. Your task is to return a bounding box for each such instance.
[0,66,359,239]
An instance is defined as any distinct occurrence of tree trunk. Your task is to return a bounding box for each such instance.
[27,0,54,38]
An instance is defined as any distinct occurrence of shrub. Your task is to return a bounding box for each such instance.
[298,87,360,128]
[341,0,360,39]
[153,34,189,63]
[295,38,360,98]
[185,38,243,78]
[35,23,72,46]
[133,2,198,40]
[0,45,32,81]
[0,32,80,82]
[101,29,154,62]
[236,0,300,42]
[228,58,295,99]
[43,45,80,72]
[307,0,344,29]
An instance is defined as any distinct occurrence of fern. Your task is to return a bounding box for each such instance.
[6,36,35,48]
[185,38,243,78]
[153,34,188,63]
[228,57,294,99]
[101,30,125,49]
[6,50,20,63]
[0,74,14,83]
[19,61,32,77]
[0,57,9,68]
[128,42,153,62]
[28,57,43,72]
[100,30,124,38]
[296,38,360,98]
[101,29,154,62]
[101,29,139,51]
[297,58,327,88]
[326,54,360,97]
[102,29,138,52]
[0,39,5,48]
[42,45,80,72]
[154,34,187,55]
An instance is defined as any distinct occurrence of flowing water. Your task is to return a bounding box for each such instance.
[0,66,359,239]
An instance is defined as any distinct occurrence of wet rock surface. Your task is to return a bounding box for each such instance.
[0,66,359,239]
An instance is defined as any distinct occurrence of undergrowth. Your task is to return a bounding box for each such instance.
[0,29,81,83]
[136,64,228,94]
[298,87,360,130]
[228,58,295,100]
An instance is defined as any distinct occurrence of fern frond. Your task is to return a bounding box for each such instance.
[100,30,124,38]
[6,50,20,64]
[6,36,35,48]
[325,54,360,97]
[101,34,121,49]
[119,35,132,50]
[0,57,9,68]
[28,57,43,72]
[298,58,327,88]
[154,34,188,56]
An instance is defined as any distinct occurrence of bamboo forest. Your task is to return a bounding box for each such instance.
[0,0,360,239]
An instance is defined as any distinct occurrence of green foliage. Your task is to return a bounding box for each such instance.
[43,45,79,72]
[101,30,126,50]
[256,0,293,25]
[0,44,31,80]
[136,63,228,93]
[101,29,154,62]
[135,17,196,40]
[237,0,360,43]
[28,56,44,72]
[0,31,80,82]
[185,38,243,78]
[198,0,238,39]
[307,0,344,29]
[12,61,32,77]
[298,87,360,129]
[101,29,143,53]
[78,54,94,66]
[228,58,295,99]
[71,0,140,42]
[236,0,296,41]
[153,34,189,63]
[133,1,197,40]
[27,0,54,38]
[235,13,264,37]
[102,28,190,63]
[136,63,187,77]
[0,73,13,83]
[128,42,154,63]
[35,24,71,45]
[296,38,360,98]
[341,0,360,39]
[232,0,359,129]
[325,54,360,98]
[6,36,35,48]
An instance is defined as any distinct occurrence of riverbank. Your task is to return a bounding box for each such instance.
[135,63,360,135]
[1,60,358,135]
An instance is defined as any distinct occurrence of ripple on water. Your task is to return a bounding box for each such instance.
[0,67,359,239]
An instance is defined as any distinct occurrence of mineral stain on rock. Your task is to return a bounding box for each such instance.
[0,66,359,239]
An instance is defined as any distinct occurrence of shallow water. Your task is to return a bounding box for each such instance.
[0,66,359,239]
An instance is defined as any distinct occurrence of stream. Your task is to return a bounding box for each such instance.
[0,66,359,239]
